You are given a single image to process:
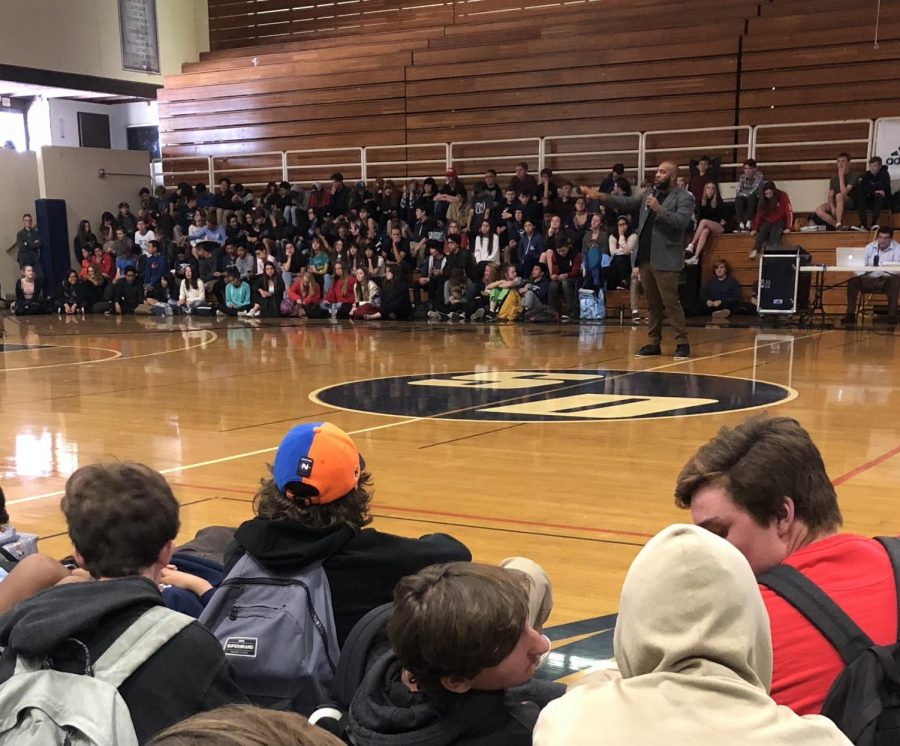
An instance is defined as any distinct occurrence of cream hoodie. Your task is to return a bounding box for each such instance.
[534,524,851,745]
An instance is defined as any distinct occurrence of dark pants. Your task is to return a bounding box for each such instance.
[858,194,887,229]
[606,255,632,290]
[254,293,281,318]
[847,275,900,318]
[15,301,49,316]
[641,265,688,346]
[735,194,758,225]
[754,221,785,253]
[548,279,578,315]
[426,276,446,310]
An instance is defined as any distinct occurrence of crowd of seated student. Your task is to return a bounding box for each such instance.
[9,153,897,324]
[1,415,897,743]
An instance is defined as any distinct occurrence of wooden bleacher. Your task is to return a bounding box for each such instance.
[161,0,900,322]
[160,0,753,179]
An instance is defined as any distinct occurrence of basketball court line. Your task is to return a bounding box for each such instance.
[7,329,826,507]
[0,330,218,373]
[832,444,900,486]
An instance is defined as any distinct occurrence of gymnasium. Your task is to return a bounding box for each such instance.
[0,0,898,743]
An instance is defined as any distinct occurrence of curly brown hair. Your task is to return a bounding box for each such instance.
[253,468,374,531]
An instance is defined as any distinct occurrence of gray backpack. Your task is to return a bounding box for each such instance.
[199,553,340,714]
[0,605,193,745]
[0,526,39,564]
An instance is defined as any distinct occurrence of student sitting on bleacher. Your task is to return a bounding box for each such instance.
[750,181,792,259]
[814,153,860,232]
[348,561,563,746]
[532,525,851,745]
[858,156,893,231]
[734,158,765,233]
[685,182,729,265]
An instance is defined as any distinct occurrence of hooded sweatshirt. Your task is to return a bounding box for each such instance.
[349,652,565,746]
[0,576,246,744]
[225,520,470,646]
[533,525,852,746]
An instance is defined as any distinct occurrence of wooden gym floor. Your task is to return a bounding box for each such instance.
[1,313,898,678]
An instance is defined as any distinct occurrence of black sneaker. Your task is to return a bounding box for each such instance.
[674,344,691,360]
[840,314,855,326]
[636,344,662,357]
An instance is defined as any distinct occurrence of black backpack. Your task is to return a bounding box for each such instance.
[758,536,900,745]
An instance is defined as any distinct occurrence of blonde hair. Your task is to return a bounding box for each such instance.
[147,705,343,746]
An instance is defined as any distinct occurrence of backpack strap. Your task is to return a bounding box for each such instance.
[92,606,194,689]
[875,536,900,640]
[758,564,873,664]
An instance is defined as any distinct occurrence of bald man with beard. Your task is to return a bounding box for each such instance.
[582,162,695,359]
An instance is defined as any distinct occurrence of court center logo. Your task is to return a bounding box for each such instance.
[311,369,795,422]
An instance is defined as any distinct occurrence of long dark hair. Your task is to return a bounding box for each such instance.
[183,265,199,289]
[77,220,95,242]
[757,181,780,214]
[383,262,406,295]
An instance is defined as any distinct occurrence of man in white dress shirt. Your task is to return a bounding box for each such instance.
[842,226,900,325]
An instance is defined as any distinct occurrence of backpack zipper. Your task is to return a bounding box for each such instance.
[219,576,337,671]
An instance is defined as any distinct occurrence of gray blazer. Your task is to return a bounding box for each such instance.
[606,188,695,272]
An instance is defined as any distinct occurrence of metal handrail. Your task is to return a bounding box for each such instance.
[751,119,875,162]
[151,120,881,189]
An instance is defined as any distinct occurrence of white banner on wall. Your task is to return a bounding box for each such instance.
[874,118,900,187]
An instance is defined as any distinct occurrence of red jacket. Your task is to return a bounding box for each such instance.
[752,191,793,232]
[325,276,356,304]
[287,278,321,304]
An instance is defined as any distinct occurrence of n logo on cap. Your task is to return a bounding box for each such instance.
[298,457,314,478]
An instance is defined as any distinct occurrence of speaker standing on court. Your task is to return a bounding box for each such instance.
[582,162,695,359]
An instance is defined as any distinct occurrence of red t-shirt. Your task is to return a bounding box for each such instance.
[761,533,897,715]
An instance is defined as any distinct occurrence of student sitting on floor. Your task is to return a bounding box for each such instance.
[348,561,564,746]
[0,463,246,743]
[221,422,471,649]
[698,259,742,319]
[533,525,851,745]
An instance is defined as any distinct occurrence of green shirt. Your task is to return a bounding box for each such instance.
[829,171,858,196]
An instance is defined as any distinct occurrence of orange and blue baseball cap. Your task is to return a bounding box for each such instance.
[273,422,362,505]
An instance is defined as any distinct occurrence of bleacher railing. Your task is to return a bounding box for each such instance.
[151,119,881,190]
[751,120,874,172]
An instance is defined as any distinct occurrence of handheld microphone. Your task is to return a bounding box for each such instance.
[874,254,880,267]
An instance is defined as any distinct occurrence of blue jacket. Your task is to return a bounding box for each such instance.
[144,253,168,288]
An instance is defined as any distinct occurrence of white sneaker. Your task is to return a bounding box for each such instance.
[684,255,699,266]
[237,310,249,317]
[216,309,225,317]
[749,249,758,260]
[250,308,261,317]
[427,310,443,321]
[685,243,694,255]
